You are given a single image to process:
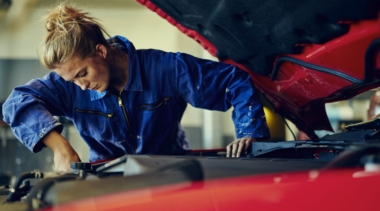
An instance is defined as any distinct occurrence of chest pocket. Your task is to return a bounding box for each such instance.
[75,109,114,118]
[134,97,177,138]
[135,97,170,110]
[74,108,118,140]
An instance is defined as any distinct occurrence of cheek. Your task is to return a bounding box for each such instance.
[95,67,110,83]
[100,67,110,78]
[91,59,110,82]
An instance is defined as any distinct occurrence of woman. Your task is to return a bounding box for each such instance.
[2,4,270,171]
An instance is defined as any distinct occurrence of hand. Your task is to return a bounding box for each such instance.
[367,92,380,120]
[226,138,256,158]
[53,150,81,172]
[42,130,81,171]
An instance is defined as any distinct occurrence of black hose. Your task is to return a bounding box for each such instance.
[26,173,79,211]
[324,146,380,169]
[6,170,44,202]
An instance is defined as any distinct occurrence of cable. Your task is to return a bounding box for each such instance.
[260,92,297,141]
[6,170,43,202]
[283,116,297,140]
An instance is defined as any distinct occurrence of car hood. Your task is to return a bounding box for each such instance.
[137,0,380,137]
[38,168,380,211]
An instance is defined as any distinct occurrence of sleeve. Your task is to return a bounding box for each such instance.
[2,72,76,152]
[175,52,270,139]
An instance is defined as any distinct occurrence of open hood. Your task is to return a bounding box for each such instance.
[137,0,380,138]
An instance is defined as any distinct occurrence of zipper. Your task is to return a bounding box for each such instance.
[118,93,136,153]
[136,97,170,110]
[75,109,113,119]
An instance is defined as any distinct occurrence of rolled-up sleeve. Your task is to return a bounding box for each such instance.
[2,72,73,152]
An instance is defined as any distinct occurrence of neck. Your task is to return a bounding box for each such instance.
[108,48,129,94]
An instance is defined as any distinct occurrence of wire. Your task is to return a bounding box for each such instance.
[283,116,297,140]
[259,92,296,141]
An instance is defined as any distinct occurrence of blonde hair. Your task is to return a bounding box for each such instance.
[39,4,110,69]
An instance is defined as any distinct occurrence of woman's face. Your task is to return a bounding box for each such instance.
[55,45,110,92]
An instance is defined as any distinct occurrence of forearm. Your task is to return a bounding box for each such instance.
[42,130,70,153]
[231,79,270,139]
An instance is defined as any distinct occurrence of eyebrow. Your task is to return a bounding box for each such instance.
[71,68,86,81]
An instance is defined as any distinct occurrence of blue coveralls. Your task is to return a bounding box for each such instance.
[2,36,270,162]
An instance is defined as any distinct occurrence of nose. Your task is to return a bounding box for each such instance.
[76,79,89,91]
[79,83,87,91]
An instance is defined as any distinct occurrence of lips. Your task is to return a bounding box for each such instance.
[90,84,99,90]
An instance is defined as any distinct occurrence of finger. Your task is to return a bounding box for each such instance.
[231,142,238,157]
[226,144,231,157]
[244,139,251,152]
[236,141,244,158]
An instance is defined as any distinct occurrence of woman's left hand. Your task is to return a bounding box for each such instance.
[226,138,256,158]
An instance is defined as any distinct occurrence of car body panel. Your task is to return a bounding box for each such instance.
[39,168,380,211]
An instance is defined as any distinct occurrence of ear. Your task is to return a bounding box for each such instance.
[96,44,107,59]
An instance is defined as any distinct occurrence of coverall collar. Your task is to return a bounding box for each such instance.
[90,35,143,101]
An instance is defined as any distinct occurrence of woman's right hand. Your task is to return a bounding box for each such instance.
[42,130,81,171]
[53,148,81,172]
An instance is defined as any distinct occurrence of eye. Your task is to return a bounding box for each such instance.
[79,71,87,78]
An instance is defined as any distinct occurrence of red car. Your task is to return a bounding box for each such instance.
[1,0,380,210]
